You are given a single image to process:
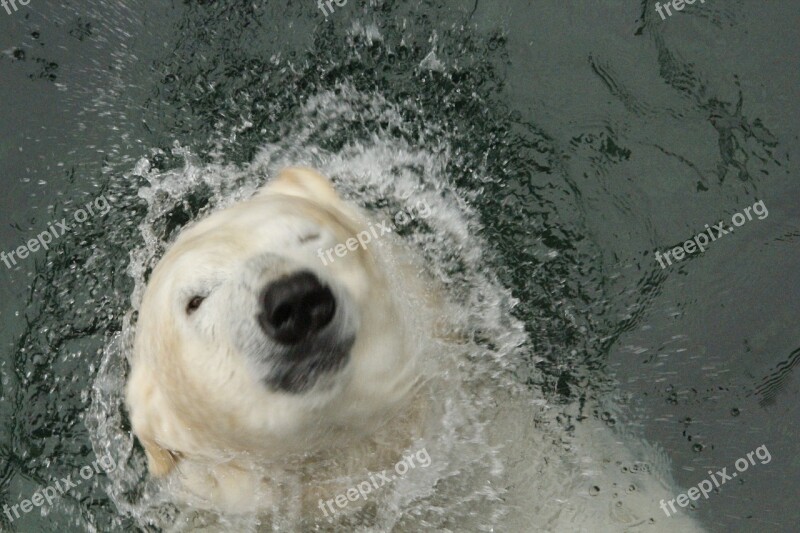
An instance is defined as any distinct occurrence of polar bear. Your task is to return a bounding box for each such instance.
[126,167,431,514]
[125,167,705,531]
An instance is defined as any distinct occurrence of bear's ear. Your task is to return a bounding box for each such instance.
[257,167,342,204]
[126,363,182,477]
[141,435,181,477]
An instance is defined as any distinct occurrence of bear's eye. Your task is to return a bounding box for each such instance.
[298,232,320,244]
[186,296,206,315]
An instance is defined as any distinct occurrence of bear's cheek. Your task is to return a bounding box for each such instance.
[323,263,373,306]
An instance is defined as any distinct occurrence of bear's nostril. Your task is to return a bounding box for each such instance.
[258,271,336,345]
[269,303,293,329]
[304,290,334,322]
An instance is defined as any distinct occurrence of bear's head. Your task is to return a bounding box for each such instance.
[126,168,420,477]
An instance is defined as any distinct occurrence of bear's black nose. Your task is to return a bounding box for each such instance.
[258,271,336,345]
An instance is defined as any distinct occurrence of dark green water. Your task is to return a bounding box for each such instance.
[0,0,798,531]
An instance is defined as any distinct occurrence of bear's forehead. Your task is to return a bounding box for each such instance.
[179,200,351,241]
